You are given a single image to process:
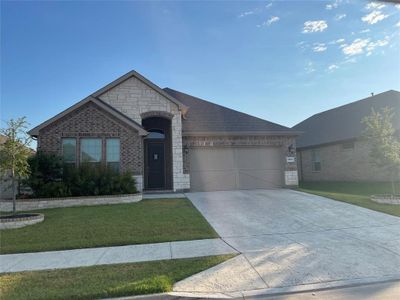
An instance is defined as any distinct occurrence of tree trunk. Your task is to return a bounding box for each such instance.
[12,176,16,215]
[391,170,396,196]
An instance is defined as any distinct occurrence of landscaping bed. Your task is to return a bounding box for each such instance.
[0,255,235,300]
[0,198,218,254]
[298,181,400,217]
[0,213,44,230]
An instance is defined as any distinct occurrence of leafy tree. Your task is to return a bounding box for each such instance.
[362,107,400,195]
[0,117,32,213]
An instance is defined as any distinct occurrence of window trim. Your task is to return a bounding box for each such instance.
[311,149,321,172]
[62,138,77,164]
[144,128,165,140]
[106,138,121,172]
[80,138,103,164]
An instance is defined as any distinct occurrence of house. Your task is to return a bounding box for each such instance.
[294,90,400,182]
[28,70,300,192]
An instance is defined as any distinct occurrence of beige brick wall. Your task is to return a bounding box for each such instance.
[298,139,393,182]
[98,77,189,191]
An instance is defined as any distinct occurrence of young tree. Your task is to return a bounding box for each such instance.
[362,107,400,195]
[0,117,32,214]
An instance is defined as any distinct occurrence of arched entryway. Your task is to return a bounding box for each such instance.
[142,117,173,190]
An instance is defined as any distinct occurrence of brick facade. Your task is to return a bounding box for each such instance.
[298,139,393,182]
[38,101,143,175]
[98,77,189,191]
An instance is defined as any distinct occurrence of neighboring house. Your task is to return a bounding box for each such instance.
[28,70,300,192]
[294,90,400,182]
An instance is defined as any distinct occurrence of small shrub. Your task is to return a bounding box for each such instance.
[26,152,137,198]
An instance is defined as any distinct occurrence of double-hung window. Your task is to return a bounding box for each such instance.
[62,138,76,165]
[311,149,321,172]
[106,138,120,172]
[80,138,102,165]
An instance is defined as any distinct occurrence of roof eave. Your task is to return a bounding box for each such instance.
[182,130,302,137]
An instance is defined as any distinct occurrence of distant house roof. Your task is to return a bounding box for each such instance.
[293,90,400,149]
[163,88,298,136]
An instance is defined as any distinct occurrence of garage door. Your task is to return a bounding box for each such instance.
[189,147,283,191]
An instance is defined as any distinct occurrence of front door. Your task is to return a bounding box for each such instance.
[146,142,165,189]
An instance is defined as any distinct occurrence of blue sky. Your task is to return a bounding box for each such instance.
[1,0,400,132]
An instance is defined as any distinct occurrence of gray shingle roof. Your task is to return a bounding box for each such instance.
[163,88,297,135]
[293,90,400,149]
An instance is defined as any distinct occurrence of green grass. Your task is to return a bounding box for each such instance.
[298,181,400,217]
[0,198,218,254]
[0,255,235,300]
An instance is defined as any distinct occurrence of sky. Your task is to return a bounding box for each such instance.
[1,0,400,133]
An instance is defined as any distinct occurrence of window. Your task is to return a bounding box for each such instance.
[62,138,76,164]
[342,141,355,150]
[311,149,321,172]
[106,138,120,172]
[80,138,102,164]
[145,129,165,139]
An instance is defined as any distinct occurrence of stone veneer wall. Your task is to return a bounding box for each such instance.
[182,135,298,186]
[38,101,143,177]
[0,194,142,212]
[298,139,394,182]
[98,77,189,191]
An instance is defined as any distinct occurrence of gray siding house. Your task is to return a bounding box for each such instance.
[294,90,400,182]
[29,70,300,192]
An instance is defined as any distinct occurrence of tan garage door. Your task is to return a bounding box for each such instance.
[189,147,283,191]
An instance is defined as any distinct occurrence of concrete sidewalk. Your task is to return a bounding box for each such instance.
[0,238,237,273]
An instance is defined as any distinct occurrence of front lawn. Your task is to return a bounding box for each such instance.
[0,198,218,254]
[0,255,234,300]
[298,181,400,217]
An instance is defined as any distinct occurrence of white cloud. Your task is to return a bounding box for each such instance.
[396,21,400,27]
[362,10,388,25]
[335,14,346,21]
[360,29,371,33]
[257,16,280,27]
[342,37,390,57]
[303,20,328,33]
[265,3,273,9]
[365,2,385,10]
[329,38,345,45]
[342,38,370,56]
[366,37,390,54]
[305,61,316,73]
[396,4,400,10]
[326,0,340,10]
[313,43,327,52]
[238,10,255,18]
[328,64,339,71]
[267,16,280,26]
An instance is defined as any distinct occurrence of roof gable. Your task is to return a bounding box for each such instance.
[92,70,188,114]
[28,97,148,137]
[163,88,299,136]
[293,90,400,149]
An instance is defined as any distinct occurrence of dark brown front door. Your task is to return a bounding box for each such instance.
[146,142,165,189]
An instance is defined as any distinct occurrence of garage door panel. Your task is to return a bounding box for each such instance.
[190,148,235,171]
[190,171,236,192]
[238,170,282,190]
[235,147,282,169]
[189,147,283,192]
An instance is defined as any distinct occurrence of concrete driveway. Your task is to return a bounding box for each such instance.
[174,189,400,297]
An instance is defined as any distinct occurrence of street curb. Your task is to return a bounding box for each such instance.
[109,275,400,299]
